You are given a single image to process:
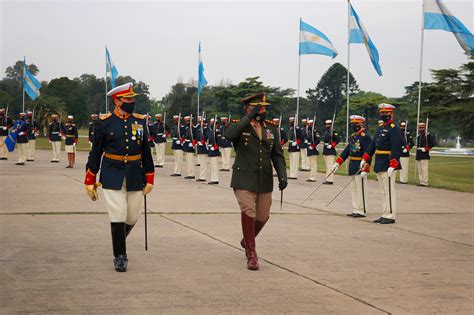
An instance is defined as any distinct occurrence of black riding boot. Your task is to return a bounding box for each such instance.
[125,224,135,237]
[111,222,128,272]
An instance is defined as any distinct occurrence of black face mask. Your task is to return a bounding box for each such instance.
[352,125,361,132]
[380,115,391,123]
[121,102,135,114]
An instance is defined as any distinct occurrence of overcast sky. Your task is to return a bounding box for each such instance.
[1,0,472,100]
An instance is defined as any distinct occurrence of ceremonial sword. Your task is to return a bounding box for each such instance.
[300,169,337,205]
[326,168,363,208]
[144,113,151,251]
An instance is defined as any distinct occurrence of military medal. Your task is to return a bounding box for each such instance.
[132,136,136,140]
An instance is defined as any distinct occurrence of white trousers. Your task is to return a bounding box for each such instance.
[221,147,232,170]
[300,148,310,170]
[51,141,61,161]
[350,175,368,215]
[289,152,299,178]
[324,155,336,182]
[185,152,195,177]
[155,142,166,166]
[376,171,397,219]
[173,149,183,175]
[308,155,318,181]
[197,154,208,180]
[103,180,143,224]
[0,136,8,158]
[399,157,409,183]
[27,139,36,160]
[210,156,219,182]
[417,160,429,186]
[17,143,27,163]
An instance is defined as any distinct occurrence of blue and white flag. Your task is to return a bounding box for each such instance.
[299,20,338,58]
[5,120,25,152]
[106,47,119,88]
[23,60,41,100]
[349,3,382,76]
[423,0,474,56]
[198,42,208,96]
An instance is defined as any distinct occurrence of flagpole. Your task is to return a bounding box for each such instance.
[22,57,26,113]
[105,45,108,113]
[415,1,425,178]
[346,0,351,146]
[197,42,200,120]
[296,18,302,118]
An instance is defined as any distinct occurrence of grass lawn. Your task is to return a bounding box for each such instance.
[33,136,474,193]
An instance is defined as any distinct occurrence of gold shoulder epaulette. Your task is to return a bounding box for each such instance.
[132,113,146,119]
[99,113,112,120]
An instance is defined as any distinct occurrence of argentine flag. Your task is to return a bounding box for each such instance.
[299,20,338,58]
[106,47,119,88]
[349,3,382,76]
[198,42,208,96]
[423,0,474,56]
[23,61,41,100]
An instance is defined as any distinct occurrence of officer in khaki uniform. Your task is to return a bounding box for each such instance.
[225,93,287,271]
[416,122,436,187]
[361,104,402,224]
[84,83,154,272]
[332,115,371,217]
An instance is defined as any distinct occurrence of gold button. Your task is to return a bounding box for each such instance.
[124,126,128,129]
[126,146,129,150]
[125,132,128,135]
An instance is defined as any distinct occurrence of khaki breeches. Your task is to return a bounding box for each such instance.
[234,189,272,222]
[376,171,397,219]
[103,180,144,224]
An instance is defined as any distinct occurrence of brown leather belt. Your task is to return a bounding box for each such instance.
[104,152,141,163]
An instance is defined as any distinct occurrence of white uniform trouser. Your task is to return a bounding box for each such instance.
[51,141,61,161]
[103,180,143,224]
[17,143,27,163]
[210,156,219,182]
[221,147,232,170]
[197,154,208,180]
[376,171,397,219]
[289,152,299,178]
[350,175,368,215]
[308,155,318,181]
[185,152,195,177]
[0,136,7,158]
[173,149,183,174]
[300,148,309,170]
[399,157,409,183]
[27,139,36,160]
[324,155,336,182]
[155,142,166,166]
[417,160,429,186]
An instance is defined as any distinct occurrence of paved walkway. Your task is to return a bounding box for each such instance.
[1,150,473,314]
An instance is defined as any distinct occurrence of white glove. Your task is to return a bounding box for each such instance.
[387,167,395,177]
[291,142,297,147]
[421,148,426,152]
[402,148,408,153]
[175,140,181,145]
[326,144,332,149]
[360,159,367,169]
[360,171,368,178]
[331,163,339,172]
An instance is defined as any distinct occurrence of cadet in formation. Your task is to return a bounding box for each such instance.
[84,83,154,272]
[416,122,436,187]
[153,114,169,168]
[361,104,402,224]
[15,112,29,165]
[219,116,232,171]
[48,114,63,162]
[26,111,39,162]
[170,115,184,176]
[332,115,372,217]
[64,115,78,168]
[146,114,157,164]
[398,121,414,184]
[306,119,321,182]
[322,119,340,185]
[287,116,302,179]
[0,108,12,160]
[195,116,209,182]
[207,117,221,184]
[182,116,196,179]
[225,93,287,271]
[88,114,98,148]
[300,118,310,171]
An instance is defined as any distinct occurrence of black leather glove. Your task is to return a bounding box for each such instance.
[279,177,288,191]
[247,105,261,120]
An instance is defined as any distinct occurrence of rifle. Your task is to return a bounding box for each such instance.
[425,115,429,148]
[212,114,217,146]
[200,111,205,140]
[5,105,9,126]
[163,112,166,138]
[190,113,194,142]
[278,114,282,143]
[312,115,316,145]
[177,112,182,139]
[330,109,336,141]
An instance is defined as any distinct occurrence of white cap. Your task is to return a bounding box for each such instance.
[325,119,332,124]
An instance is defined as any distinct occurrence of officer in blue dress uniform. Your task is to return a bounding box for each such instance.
[182,116,197,179]
[170,115,185,176]
[207,117,221,184]
[361,104,402,224]
[15,113,29,165]
[398,121,414,184]
[26,111,39,161]
[48,114,63,162]
[300,118,310,171]
[332,115,372,217]
[84,83,155,272]
[0,108,12,160]
[219,117,233,171]
[88,114,98,148]
[306,119,321,182]
[287,117,303,179]
[64,115,79,168]
[415,122,436,187]
[322,119,340,185]
[196,116,209,182]
[153,114,169,168]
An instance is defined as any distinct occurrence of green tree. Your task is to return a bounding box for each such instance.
[5,60,39,82]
